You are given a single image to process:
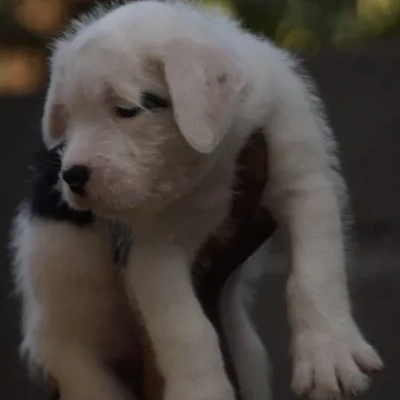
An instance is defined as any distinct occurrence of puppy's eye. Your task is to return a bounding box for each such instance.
[141,92,170,110]
[115,106,142,119]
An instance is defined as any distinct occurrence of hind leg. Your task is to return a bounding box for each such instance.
[12,209,136,400]
[42,344,133,400]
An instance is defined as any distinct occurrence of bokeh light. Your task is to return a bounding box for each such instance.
[15,0,67,36]
[0,0,399,95]
[0,48,45,94]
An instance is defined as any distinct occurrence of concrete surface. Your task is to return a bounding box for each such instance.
[1,37,400,399]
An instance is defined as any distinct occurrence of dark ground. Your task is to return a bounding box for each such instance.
[1,37,400,400]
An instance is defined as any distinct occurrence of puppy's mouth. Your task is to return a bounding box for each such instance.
[61,182,145,219]
[60,167,157,218]
[61,183,91,212]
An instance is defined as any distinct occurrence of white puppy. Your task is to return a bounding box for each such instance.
[12,1,383,400]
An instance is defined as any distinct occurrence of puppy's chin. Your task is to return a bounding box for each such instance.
[63,182,164,219]
[62,187,91,212]
[65,189,147,219]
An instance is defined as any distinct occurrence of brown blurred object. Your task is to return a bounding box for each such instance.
[15,0,68,36]
[0,0,100,95]
[0,48,46,95]
[43,129,277,400]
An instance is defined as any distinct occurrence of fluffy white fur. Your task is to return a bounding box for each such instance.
[11,207,138,400]
[12,1,383,400]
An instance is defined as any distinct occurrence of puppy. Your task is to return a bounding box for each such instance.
[11,1,383,400]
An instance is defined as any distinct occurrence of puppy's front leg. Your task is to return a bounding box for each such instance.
[125,242,235,400]
[282,177,383,400]
[264,62,383,399]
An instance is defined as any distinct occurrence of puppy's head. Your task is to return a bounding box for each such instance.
[43,1,245,217]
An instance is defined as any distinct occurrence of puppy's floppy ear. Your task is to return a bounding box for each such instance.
[42,49,67,149]
[161,40,245,154]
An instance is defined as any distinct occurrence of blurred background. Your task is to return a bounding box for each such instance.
[1,1,400,400]
[0,0,400,95]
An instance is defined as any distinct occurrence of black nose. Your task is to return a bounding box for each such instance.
[62,165,90,195]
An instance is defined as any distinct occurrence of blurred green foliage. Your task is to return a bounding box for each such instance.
[1,0,400,53]
[232,0,400,53]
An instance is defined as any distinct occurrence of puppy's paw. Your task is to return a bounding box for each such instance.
[291,327,383,400]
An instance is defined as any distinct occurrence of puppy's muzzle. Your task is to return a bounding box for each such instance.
[62,165,91,196]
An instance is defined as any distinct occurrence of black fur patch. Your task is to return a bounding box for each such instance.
[27,143,94,227]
